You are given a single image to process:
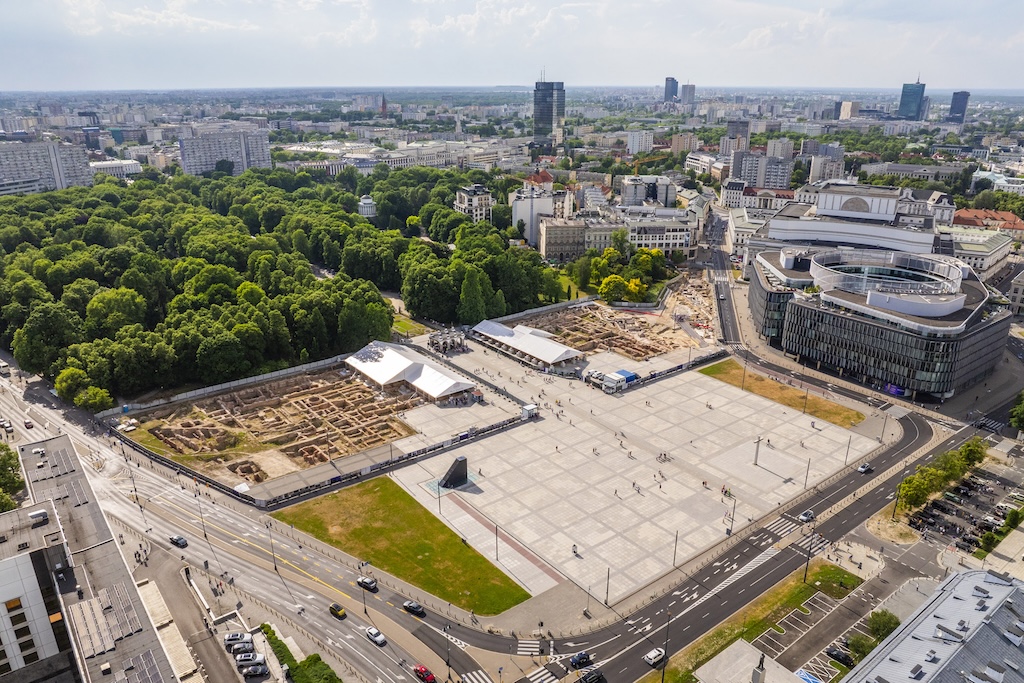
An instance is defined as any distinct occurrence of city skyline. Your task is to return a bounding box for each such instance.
[2,0,1021,92]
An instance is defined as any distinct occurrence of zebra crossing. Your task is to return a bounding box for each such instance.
[793,533,831,557]
[524,666,558,683]
[763,517,799,539]
[461,670,493,683]
[516,639,543,656]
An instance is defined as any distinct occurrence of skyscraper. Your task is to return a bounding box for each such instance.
[678,83,695,105]
[664,77,678,102]
[948,91,970,123]
[533,80,565,148]
[897,80,927,120]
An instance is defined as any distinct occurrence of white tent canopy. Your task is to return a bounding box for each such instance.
[346,341,475,400]
[472,320,582,366]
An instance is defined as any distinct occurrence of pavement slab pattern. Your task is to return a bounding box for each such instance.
[392,342,878,604]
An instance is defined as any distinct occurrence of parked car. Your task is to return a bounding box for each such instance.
[857,463,873,473]
[231,642,255,655]
[643,648,665,666]
[581,670,606,683]
[570,652,592,669]
[357,576,378,591]
[825,647,854,668]
[798,510,815,523]
[366,627,387,646]
[242,664,270,678]
[403,600,425,617]
[169,535,188,548]
[956,540,975,552]
[235,653,266,668]
[414,665,436,683]
[224,632,252,646]
[329,602,346,619]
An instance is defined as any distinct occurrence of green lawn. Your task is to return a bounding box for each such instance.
[639,561,861,683]
[272,478,530,615]
[392,314,429,337]
[699,359,865,428]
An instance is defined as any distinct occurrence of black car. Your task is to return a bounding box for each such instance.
[402,600,425,617]
[825,647,854,668]
[956,540,975,552]
[570,652,592,669]
[581,670,605,683]
[169,535,188,548]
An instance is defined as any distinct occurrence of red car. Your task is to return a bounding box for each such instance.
[414,665,436,683]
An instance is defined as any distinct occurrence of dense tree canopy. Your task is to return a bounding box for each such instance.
[0,165,563,407]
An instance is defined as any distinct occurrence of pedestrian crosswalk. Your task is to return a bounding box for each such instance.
[462,670,493,683]
[793,533,830,557]
[763,517,798,539]
[525,667,558,683]
[517,639,542,656]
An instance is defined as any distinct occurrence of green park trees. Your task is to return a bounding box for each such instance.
[897,437,988,509]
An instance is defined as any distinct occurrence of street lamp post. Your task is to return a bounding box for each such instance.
[660,611,672,683]
[443,624,452,681]
[728,495,737,535]
[892,477,905,521]
[803,523,816,583]
[266,522,278,572]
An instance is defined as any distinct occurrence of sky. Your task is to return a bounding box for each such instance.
[2,0,1021,92]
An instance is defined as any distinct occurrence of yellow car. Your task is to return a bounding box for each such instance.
[330,602,346,619]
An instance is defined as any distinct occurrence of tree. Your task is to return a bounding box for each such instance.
[74,386,115,412]
[974,190,996,210]
[1005,508,1021,529]
[214,159,235,175]
[1009,392,1024,431]
[897,474,931,509]
[867,610,900,641]
[598,275,629,302]
[85,287,146,339]
[573,255,592,291]
[0,491,15,513]
[981,531,998,552]
[12,302,85,376]
[625,278,648,303]
[847,634,875,661]
[457,267,488,325]
[0,444,24,495]
[55,367,91,402]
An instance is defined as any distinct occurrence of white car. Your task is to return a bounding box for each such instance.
[857,463,873,473]
[235,653,265,668]
[643,648,665,666]
[798,510,815,523]
[366,627,387,646]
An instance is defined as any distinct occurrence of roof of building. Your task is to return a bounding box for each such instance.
[345,341,475,399]
[472,320,583,365]
[526,169,554,185]
[955,209,1024,231]
[743,187,795,198]
[847,570,1024,683]
[19,435,177,682]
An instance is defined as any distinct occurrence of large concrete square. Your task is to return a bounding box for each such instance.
[392,340,876,604]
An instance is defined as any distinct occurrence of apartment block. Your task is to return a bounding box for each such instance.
[178,130,271,176]
[0,141,94,196]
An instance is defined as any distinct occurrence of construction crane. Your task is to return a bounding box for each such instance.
[631,153,669,175]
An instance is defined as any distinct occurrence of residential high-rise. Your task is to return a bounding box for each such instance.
[730,151,793,190]
[178,130,271,176]
[726,119,750,140]
[0,141,94,196]
[766,137,794,159]
[533,80,565,148]
[897,80,927,120]
[664,77,678,102]
[670,132,699,154]
[838,101,860,119]
[808,156,845,183]
[627,130,654,155]
[678,83,696,105]
[948,90,970,123]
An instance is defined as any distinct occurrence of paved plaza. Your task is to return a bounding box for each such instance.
[391,339,879,604]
